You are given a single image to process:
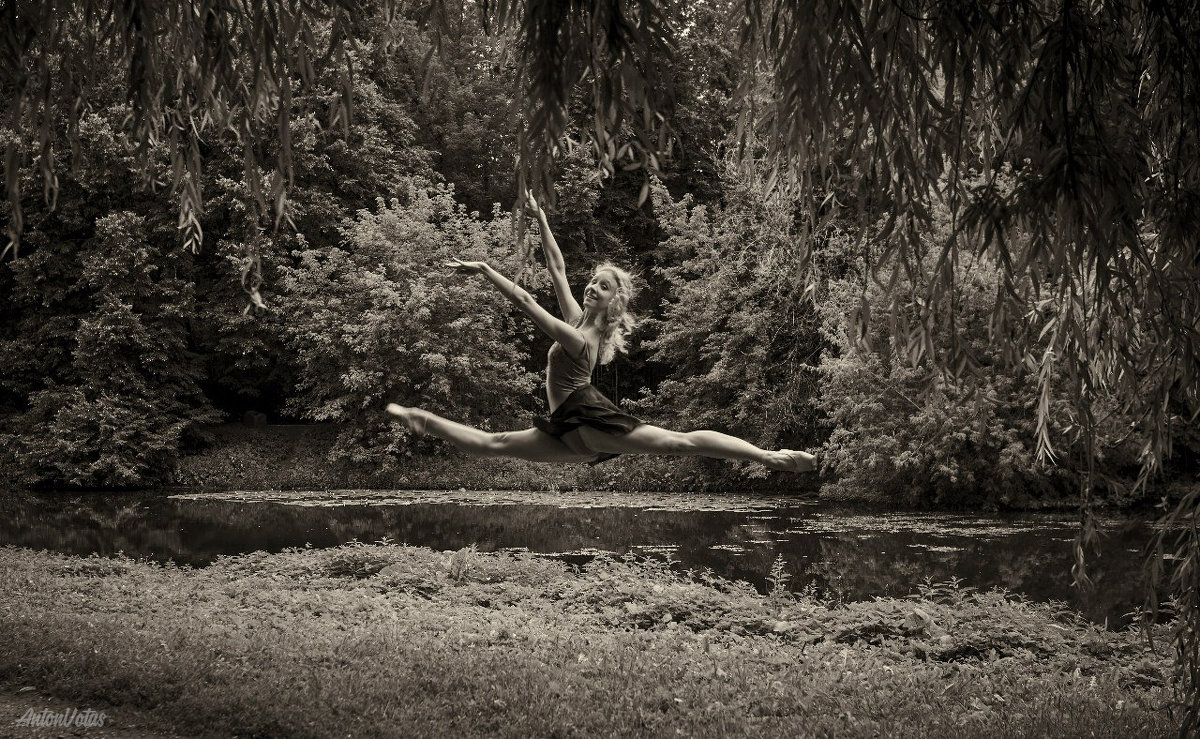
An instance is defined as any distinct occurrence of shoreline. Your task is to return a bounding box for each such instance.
[162,423,1168,512]
[4,422,1184,514]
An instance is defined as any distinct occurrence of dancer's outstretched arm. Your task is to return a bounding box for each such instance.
[446,258,587,356]
[527,195,582,324]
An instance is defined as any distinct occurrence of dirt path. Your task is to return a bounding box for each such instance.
[0,685,185,739]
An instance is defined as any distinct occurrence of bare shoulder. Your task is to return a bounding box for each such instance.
[581,327,603,362]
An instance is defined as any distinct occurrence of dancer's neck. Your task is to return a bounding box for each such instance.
[579,308,606,331]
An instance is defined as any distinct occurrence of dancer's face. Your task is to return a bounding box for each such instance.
[582,269,617,313]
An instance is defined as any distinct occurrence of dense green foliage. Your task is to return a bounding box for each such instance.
[1,4,454,487]
[0,209,219,487]
[817,204,1144,508]
[277,185,538,466]
[643,174,822,456]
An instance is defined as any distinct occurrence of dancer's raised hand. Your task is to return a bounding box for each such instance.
[445,258,488,275]
[524,189,546,221]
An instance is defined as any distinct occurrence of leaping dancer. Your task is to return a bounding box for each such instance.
[386,195,817,473]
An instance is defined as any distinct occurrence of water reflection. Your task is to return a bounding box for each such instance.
[0,490,1155,627]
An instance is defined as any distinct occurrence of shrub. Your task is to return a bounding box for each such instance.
[640,173,825,468]
[276,183,539,467]
[816,203,1142,507]
[1,212,218,487]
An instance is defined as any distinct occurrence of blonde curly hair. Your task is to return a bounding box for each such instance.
[584,262,637,365]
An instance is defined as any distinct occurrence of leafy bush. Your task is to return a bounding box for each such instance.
[276,183,539,467]
[816,204,1143,507]
[640,174,825,466]
[1,212,219,487]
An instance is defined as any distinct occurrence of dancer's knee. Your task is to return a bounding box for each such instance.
[674,431,702,455]
[477,431,511,457]
[452,430,508,457]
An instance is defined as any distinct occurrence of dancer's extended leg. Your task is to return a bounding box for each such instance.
[575,424,816,472]
[386,404,595,463]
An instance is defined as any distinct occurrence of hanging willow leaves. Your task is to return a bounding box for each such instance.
[418,0,675,278]
[1,0,365,261]
[2,0,676,292]
[739,0,1197,476]
[736,0,1200,731]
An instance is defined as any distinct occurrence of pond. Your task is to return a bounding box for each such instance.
[0,489,1156,628]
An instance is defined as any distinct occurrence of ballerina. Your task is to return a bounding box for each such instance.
[385,196,817,472]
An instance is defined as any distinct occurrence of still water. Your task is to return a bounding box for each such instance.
[0,489,1154,627]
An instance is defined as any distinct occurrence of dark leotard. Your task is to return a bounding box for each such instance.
[545,340,595,412]
[535,339,642,463]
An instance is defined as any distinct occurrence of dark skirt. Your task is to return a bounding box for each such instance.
[534,384,642,465]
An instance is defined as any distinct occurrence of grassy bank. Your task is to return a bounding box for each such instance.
[172,423,820,496]
[0,544,1172,737]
